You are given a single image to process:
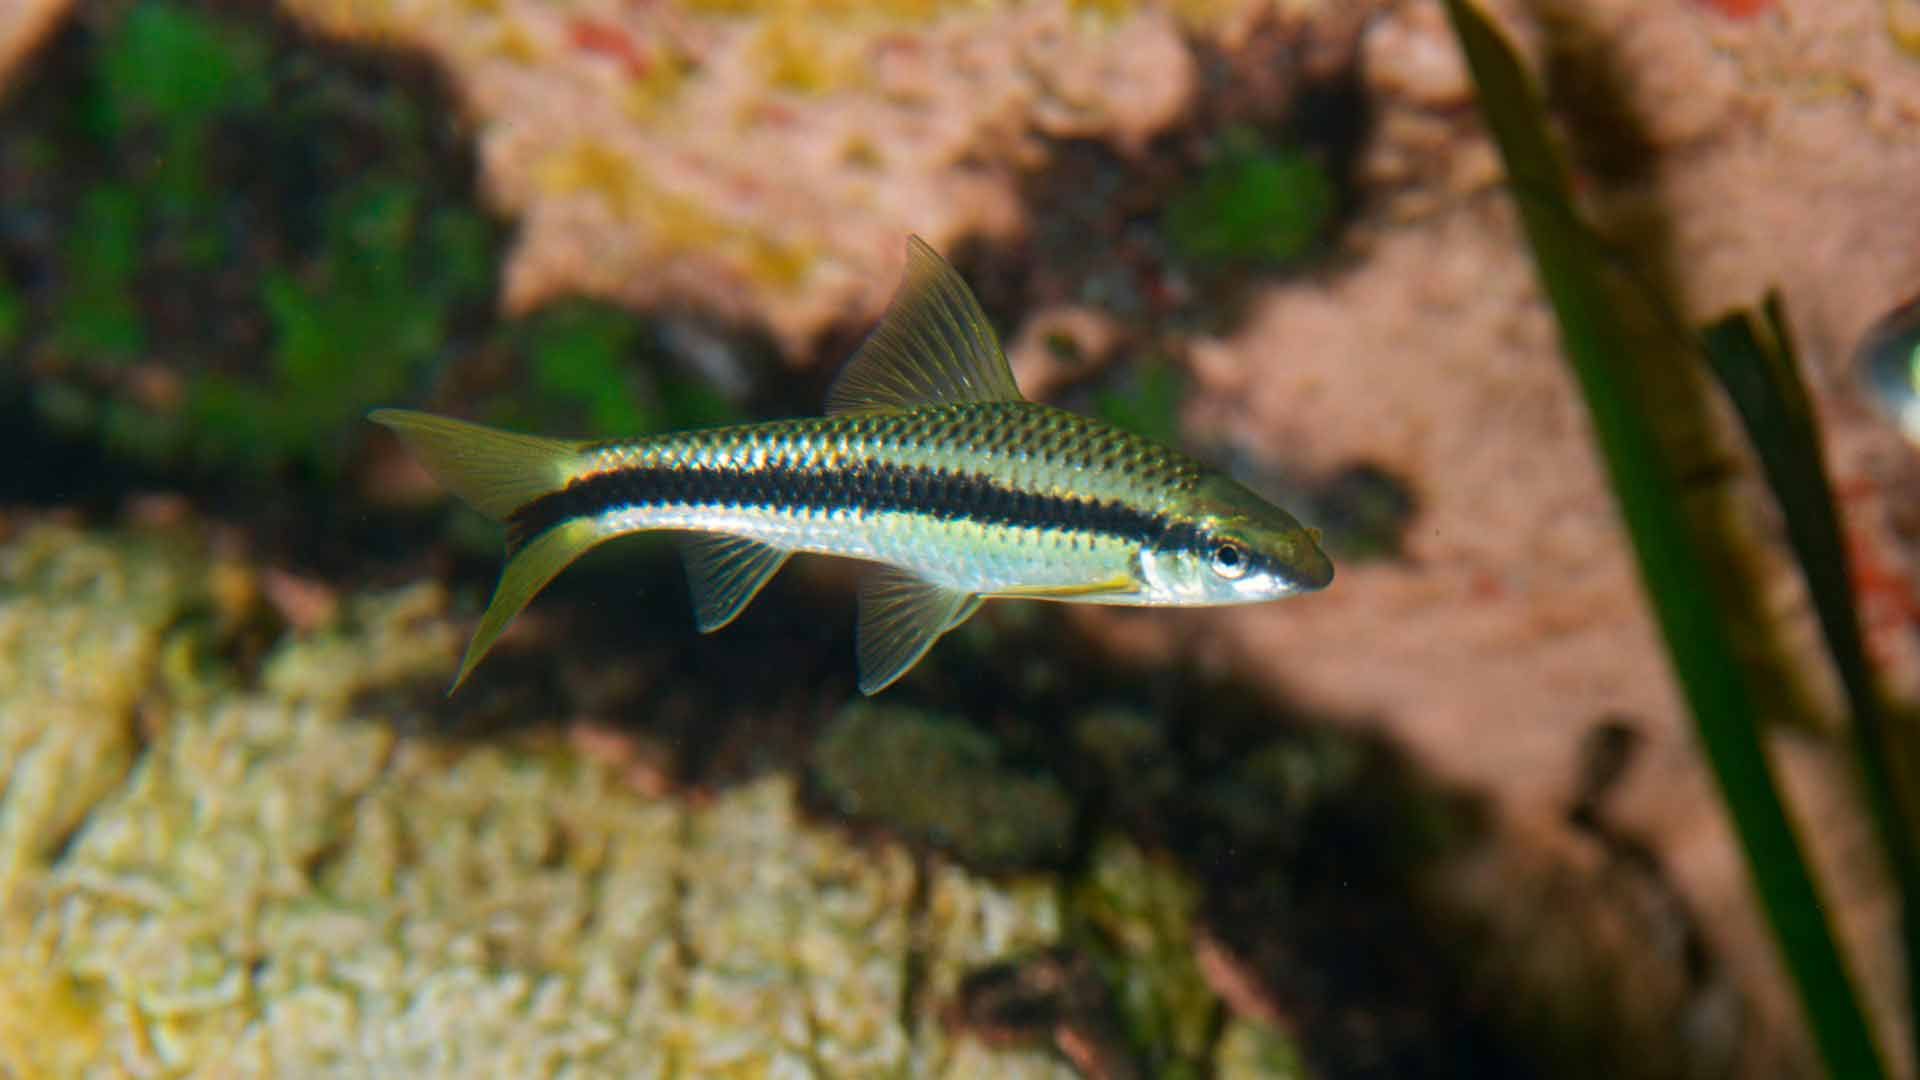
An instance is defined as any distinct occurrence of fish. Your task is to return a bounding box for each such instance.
[1859,292,1920,443]
[371,236,1333,696]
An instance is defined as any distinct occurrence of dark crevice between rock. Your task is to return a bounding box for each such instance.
[1567,716,1722,1016]
[899,849,935,1044]
[950,947,1144,1080]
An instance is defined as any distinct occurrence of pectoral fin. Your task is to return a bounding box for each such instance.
[680,534,792,632]
[856,567,980,695]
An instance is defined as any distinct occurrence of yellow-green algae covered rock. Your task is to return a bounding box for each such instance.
[0,523,1303,1077]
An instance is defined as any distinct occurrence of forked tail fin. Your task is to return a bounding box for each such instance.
[368,409,583,520]
[368,409,605,693]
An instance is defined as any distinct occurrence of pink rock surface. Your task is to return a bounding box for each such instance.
[281,0,1223,357]
[0,0,69,101]
[1138,0,1920,1069]
[8,0,1914,1068]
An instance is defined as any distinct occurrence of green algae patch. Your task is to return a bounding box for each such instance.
[99,1,272,135]
[1214,1019,1309,1079]
[1072,835,1218,1078]
[811,702,1076,870]
[0,272,20,354]
[525,304,656,436]
[1092,358,1187,449]
[2,3,509,477]
[1165,129,1334,267]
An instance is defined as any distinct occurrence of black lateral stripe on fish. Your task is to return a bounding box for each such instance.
[371,235,1332,696]
[505,414,1182,557]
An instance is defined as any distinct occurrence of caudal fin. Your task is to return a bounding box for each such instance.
[368,409,583,520]
[368,409,605,693]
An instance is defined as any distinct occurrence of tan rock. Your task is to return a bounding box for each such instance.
[278,0,1221,357]
[1135,0,1920,1070]
[0,0,68,101]
[0,523,1301,1076]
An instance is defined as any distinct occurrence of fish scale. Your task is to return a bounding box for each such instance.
[519,404,1176,596]
[372,236,1331,695]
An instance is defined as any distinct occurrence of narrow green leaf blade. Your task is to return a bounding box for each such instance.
[1703,297,1920,1045]
[1442,3,1887,1075]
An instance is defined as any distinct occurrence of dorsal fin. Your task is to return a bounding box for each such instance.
[825,235,1024,416]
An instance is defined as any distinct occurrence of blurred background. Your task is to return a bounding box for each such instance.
[3,0,1920,1076]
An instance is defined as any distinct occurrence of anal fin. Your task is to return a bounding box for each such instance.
[856,567,980,695]
[681,533,792,632]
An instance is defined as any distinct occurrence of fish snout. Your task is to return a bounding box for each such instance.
[1287,534,1335,592]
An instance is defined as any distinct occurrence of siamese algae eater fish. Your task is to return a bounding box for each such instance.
[372,237,1333,695]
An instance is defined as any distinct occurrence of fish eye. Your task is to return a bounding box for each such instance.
[1858,293,1920,442]
[1209,540,1247,579]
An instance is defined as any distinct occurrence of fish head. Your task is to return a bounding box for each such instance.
[1139,473,1333,605]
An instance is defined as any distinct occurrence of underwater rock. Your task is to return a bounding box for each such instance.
[1137,1,1920,1069]
[1006,303,1123,404]
[0,0,67,99]
[0,520,1301,1075]
[1213,1020,1309,1080]
[0,526,207,898]
[1070,706,1179,821]
[1071,835,1219,1077]
[0,1,522,477]
[811,702,1075,870]
[272,0,1353,355]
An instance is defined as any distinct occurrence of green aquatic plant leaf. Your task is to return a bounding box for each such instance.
[1443,1,1889,1076]
[1703,296,1920,1043]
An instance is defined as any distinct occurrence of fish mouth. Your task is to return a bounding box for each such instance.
[1287,539,1335,592]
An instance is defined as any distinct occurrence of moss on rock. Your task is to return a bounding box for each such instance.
[811,702,1076,871]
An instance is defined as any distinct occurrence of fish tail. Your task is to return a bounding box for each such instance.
[368,409,603,693]
[368,409,585,520]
